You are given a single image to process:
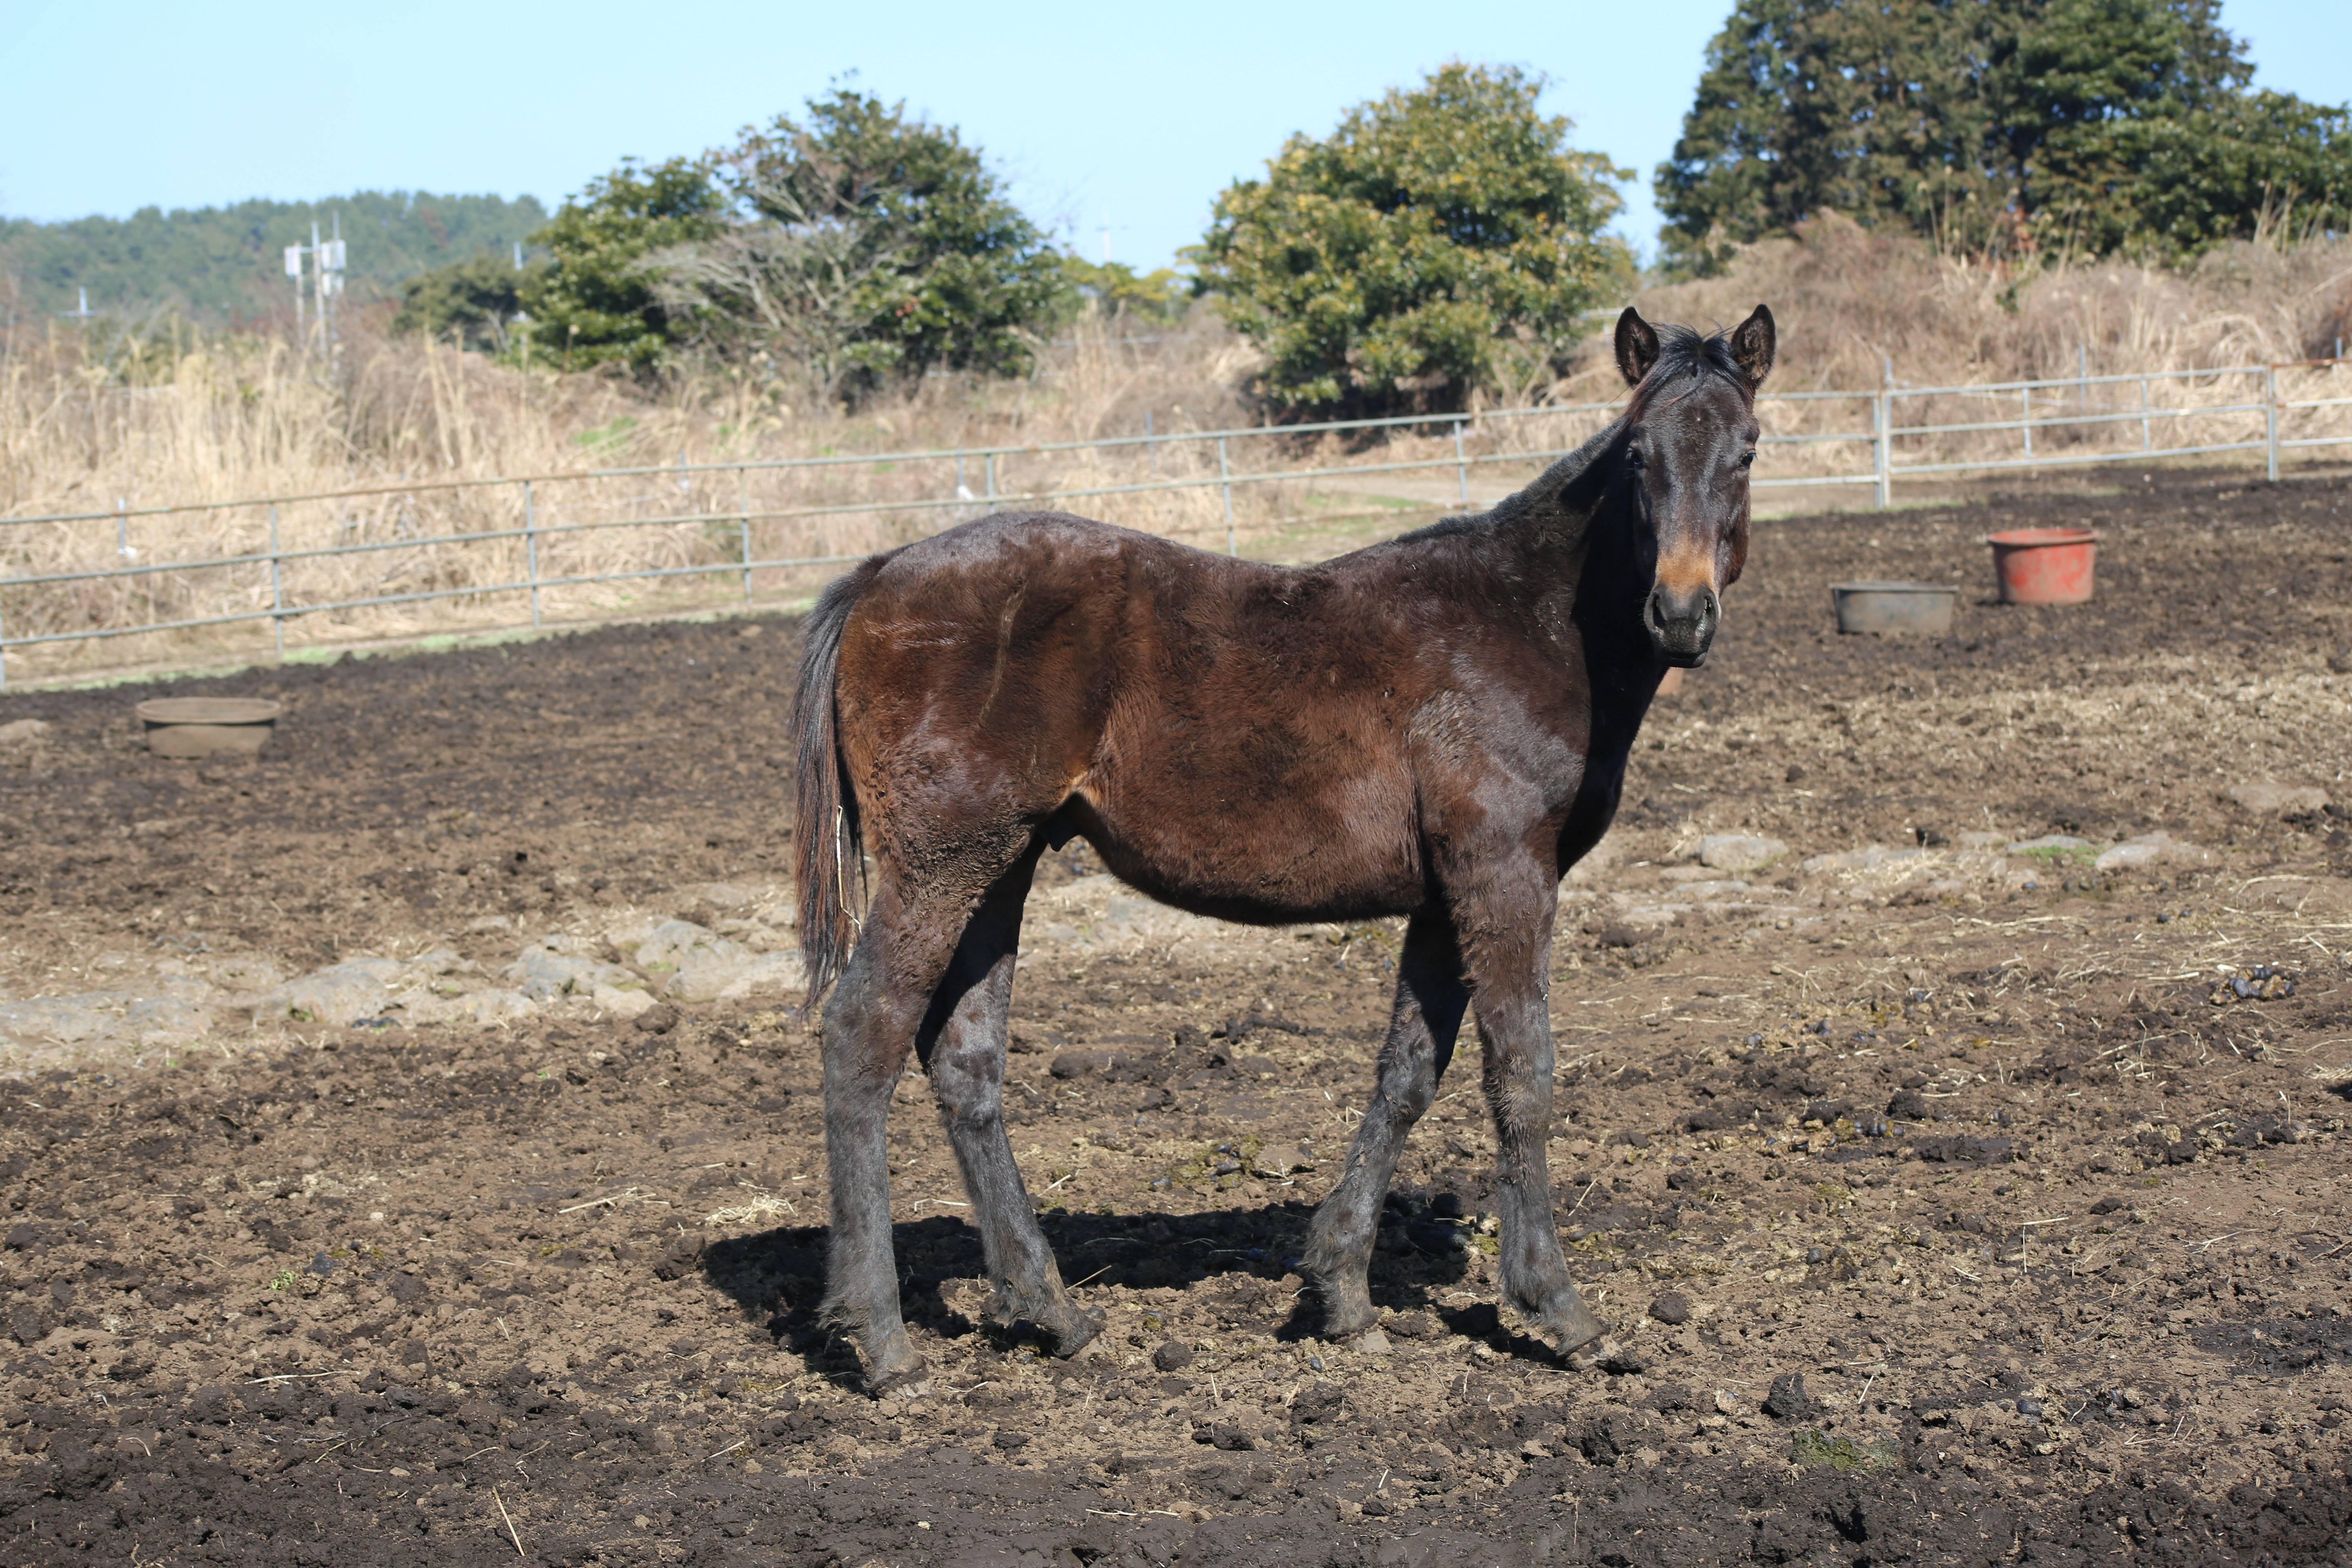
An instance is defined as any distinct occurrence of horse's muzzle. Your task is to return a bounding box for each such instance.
[1645,583,1720,667]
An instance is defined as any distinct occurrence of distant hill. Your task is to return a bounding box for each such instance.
[0,191,549,327]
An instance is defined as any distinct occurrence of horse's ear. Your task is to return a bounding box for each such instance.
[1614,306,1659,388]
[1730,304,1775,389]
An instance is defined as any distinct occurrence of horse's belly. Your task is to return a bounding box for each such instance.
[1077,767,1422,924]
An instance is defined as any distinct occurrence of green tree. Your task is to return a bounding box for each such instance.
[2118,91,2352,254]
[2000,0,2247,253]
[1193,62,1633,415]
[520,157,725,373]
[648,88,1064,396]
[1656,0,2352,271]
[390,253,549,349]
[1058,256,1187,323]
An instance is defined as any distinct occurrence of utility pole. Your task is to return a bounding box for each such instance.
[282,214,347,360]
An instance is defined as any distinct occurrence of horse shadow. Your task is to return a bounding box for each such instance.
[695,1194,1507,1367]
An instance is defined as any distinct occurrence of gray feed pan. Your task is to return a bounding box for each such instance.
[137,697,282,757]
[1831,582,1957,636]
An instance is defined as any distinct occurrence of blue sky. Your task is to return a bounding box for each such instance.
[2,0,2344,267]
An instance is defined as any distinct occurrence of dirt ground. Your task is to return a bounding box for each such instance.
[2,468,2351,1567]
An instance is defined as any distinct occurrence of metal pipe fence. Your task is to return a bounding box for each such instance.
[2,357,2345,687]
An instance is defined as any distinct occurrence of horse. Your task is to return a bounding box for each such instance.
[789,303,1775,1392]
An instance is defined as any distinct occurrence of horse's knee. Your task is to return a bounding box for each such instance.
[1376,1046,1440,1117]
[930,1073,1002,1133]
[927,1038,1003,1119]
[1483,1082,1550,1142]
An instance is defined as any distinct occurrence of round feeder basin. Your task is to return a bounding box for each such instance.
[136,697,282,758]
[1987,527,2097,604]
[1830,581,1958,635]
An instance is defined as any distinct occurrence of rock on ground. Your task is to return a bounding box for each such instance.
[2094,831,2216,872]
[2228,782,2331,815]
[1694,834,1787,872]
[618,918,805,1003]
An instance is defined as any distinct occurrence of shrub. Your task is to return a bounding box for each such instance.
[520,157,726,374]
[1193,62,1633,416]
[647,89,1064,399]
[390,254,548,351]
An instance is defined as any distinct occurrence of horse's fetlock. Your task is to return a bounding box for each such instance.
[816,1296,871,1334]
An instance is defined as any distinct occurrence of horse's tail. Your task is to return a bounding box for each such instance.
[793,555,888,1010]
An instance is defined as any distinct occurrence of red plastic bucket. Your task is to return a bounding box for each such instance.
[1987,527,2097,605]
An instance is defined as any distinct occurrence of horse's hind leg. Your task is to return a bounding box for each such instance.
[817,877,967,1393]
[920,849,1101,1357]
[1300,908,1468,1339]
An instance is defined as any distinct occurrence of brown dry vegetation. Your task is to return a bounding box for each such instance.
[2,231,2350,684]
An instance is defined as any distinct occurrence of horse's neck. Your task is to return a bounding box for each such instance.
[1561,482,1664,721]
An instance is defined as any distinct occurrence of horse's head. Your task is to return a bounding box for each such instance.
[1613,304,1775,668]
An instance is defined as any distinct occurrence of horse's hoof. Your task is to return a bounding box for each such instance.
[1305,1276,1377,1341]
[867,1365,929,1397]
[1558,1332,1622,1373]
[864,1336,929,1396]
[1051,1310,1105,1360]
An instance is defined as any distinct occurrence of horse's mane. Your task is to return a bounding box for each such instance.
[1627,323,1749,419]
[1394,322,1746,552]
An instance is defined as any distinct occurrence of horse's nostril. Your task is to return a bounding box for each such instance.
[1650,586,1715,631]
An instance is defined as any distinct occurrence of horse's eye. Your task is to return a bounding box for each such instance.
[1627,449,1646,470]
[1738,450,1755,469]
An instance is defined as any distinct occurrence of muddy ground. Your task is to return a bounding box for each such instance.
[1,468,2350,1566]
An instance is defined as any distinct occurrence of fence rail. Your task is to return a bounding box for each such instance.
[2,357,2345,687]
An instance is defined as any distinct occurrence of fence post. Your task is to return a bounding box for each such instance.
[1453,419,1470,506]
[524,480,541,630]
[738,466,753,605]
[2021,388,2033,463]
[1146,411,1158,473]
[985,452,997,506]
[1218,437,1236,555]
[2140,378,2150,452]
[269,504,285,659]
[1873,392,1891,509]
[2265,365,2280,482]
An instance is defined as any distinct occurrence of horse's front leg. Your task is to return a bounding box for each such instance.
[1464,874,1609,1363]
[1301,908,1468,1340]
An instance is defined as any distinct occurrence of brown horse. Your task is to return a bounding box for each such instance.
[791,304,1774,1392]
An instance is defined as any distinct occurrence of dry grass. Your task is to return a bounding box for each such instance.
[4,227,2349,683]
